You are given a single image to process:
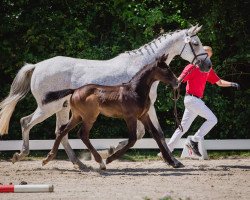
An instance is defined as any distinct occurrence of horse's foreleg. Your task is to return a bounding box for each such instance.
[148,104,164,133]
[148,81,163,133]
[12,107,55,163]
[106,118,137,164]
[55,107,85,168]
[140,114,184,168]
[42,115,81,166]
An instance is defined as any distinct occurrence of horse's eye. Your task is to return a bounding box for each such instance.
[192,40,199,46]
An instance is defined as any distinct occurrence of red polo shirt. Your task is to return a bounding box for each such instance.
[179,64,220,98]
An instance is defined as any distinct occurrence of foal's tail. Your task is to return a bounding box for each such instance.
[42,89,75,105]
[0,63,36,135]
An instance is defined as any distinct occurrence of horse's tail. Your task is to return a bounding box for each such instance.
[0,63,36,135]
[42,89,74,105]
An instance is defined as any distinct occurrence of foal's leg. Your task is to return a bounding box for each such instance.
[109,120,145,153]
[55,107,85,168]
[78,121,106,170]
[42,115,81,165]
[12,106,56,163]
[140,114,184,168]
[106,117,137,164]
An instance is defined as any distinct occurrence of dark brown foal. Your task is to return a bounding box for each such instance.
[42,54,184,169]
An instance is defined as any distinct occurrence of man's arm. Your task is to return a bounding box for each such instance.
[216,79,240,89]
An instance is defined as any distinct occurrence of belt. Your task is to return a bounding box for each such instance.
[185,93,201,99]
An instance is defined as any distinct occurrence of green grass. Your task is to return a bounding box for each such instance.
[121,149,250,161]
[207,150,250,159]
[0,149,249,161]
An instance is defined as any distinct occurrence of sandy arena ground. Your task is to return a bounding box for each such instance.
[0,158,249,200]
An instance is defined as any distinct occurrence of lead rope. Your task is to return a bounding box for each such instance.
[172,87,183,132]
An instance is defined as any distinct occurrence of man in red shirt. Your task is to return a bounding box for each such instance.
[167,46,240,156]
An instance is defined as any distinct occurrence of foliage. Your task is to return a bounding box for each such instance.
[0,0,249,140]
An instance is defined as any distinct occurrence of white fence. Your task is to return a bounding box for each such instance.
[0,139,250,151]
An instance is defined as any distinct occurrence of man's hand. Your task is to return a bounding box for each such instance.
[231,82,240,90]
[177,81,182,88]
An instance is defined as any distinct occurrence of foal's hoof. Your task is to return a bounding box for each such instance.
[106,157,112,165]
[42,159,49,166]
[12,152,19,164]
[170,161,185,168]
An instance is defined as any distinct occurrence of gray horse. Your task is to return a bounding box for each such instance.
[0,25,211,168]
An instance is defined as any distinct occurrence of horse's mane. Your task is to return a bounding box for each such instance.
[125,29,183,55]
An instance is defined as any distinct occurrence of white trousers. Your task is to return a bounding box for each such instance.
[167,95,218,152]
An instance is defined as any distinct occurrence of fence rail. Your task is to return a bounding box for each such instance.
[0,139,250,151]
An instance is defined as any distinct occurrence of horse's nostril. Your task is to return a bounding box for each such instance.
[196,59,201,65]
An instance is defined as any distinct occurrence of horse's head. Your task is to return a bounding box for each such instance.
[178,24,212,72]
[154,54,179,89]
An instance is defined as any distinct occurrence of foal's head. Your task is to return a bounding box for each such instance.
[153,54,179,89]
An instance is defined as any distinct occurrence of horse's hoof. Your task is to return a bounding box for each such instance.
[12,152,19,164]
[73,163,79,169]
[74,161,89,171]
[99,161,106,170]
[108,146,115,155]
[100,165,106,170]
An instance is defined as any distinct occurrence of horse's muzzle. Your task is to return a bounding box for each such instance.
[197,58,212,72]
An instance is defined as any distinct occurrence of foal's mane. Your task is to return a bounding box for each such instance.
[128,60,158,85]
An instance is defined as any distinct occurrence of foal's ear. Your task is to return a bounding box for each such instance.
[160,54,169,62]
[158,55,170,69]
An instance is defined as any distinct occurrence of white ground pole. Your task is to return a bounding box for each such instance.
[14,184,54,193]
[0,184,54,193]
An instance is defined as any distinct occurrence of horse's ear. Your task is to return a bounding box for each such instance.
[188,24,198,34]
[194,25,202,34]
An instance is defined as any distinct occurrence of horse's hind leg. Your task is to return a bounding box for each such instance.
[42,114,81,166]
[55,107,86,169]
[12,107,55,163]
[106,117,137,164]
[78,122,106,170]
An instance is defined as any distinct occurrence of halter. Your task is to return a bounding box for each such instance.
[179,34,208,66]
